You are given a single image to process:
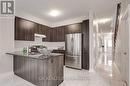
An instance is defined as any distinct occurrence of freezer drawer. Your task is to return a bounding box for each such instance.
[65,55,82,69]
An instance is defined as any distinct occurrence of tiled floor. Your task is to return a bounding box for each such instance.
[0,53,127,86]
[59,53,127,86]
[95,53,127,86]
[0,75,35,86]
[60,67,109,86]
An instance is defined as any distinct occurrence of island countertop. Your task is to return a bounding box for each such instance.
[7,51,63,60]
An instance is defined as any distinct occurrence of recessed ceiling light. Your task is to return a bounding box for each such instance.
[98,18,112,24]
[48,10,61,17]
[93,18,112,25]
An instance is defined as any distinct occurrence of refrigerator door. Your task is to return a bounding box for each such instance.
[65,33,82,69]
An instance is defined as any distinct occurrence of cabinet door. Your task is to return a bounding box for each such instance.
[82,20,89,70]
[34,24,50,42]
[56,56,64,85]
[50,29,57,42]
[37,60,48,86]
[14,56,24,77]
[49,27,65,42]
[15,17,25,40]
[42,26,50,42]
[14,56,38,85]
[22,58,38,85]
[48,58,56,86]
[38,24,43,34]
[15,17,37,41]
[48,56,64,86]
[65,23,81,34]
[29,59,38,85]
[35,24,46,35]
[56,27,65,42]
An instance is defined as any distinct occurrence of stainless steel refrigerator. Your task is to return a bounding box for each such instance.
[65,33,82,69]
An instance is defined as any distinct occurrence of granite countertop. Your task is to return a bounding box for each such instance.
[6,51,63,60]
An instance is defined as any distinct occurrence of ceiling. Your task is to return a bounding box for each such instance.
[16,0,118,24]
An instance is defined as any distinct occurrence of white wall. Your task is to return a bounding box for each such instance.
[128,3,130,86]
[15,41,65,51]
[0,17,14,77]
[114,1,129,85]
[89,11,96,72]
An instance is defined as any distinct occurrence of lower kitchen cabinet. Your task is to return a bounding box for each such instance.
[37,59,48,86]
[47,56,64,86]
[14,56,38,85]
[29,59,38,84]
[13,55,64,86]
[52,50,65,65]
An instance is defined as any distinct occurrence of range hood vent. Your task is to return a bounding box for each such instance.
[34,33,46,38]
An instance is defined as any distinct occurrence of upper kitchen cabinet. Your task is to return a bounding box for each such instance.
[35,24,47,35]
[54,26,65,42]
[65,23,82,34]
[50,28,58,42]
[15,16,51,42]
[15,16,81,42]
[35,24,50,42]
[42,26,51,42]
[49,23,81,42]
[15,17,38,41]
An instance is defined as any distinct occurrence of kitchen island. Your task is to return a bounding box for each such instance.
[7,51,64,86]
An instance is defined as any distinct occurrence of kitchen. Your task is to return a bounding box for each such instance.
[4,15,89,86]
[0,0,126,86]
[0,4,90,86]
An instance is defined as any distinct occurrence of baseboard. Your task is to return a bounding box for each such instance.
[113,62,128,86]
[89,69,95,72]
[113,62,120,74]
[0,72,14,80]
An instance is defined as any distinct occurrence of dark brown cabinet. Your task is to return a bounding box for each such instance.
[53,23,82,41]
[15,16,51,42]
[65,23,82,34]
[49,28,57,42]
[29,59,38,84]
[50,26,65,42]
[37,59,48,86]
[56,26,65,42]
[15,17,37,41]
[52,50,65,65]
[15,17,82,42]
[47,57,63,86]
[35,24,44,34]
[35,24,50,42]
[44,26,51,42]
[14,55,64,86]
[14,56,38,85]
[82,20,89,70]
